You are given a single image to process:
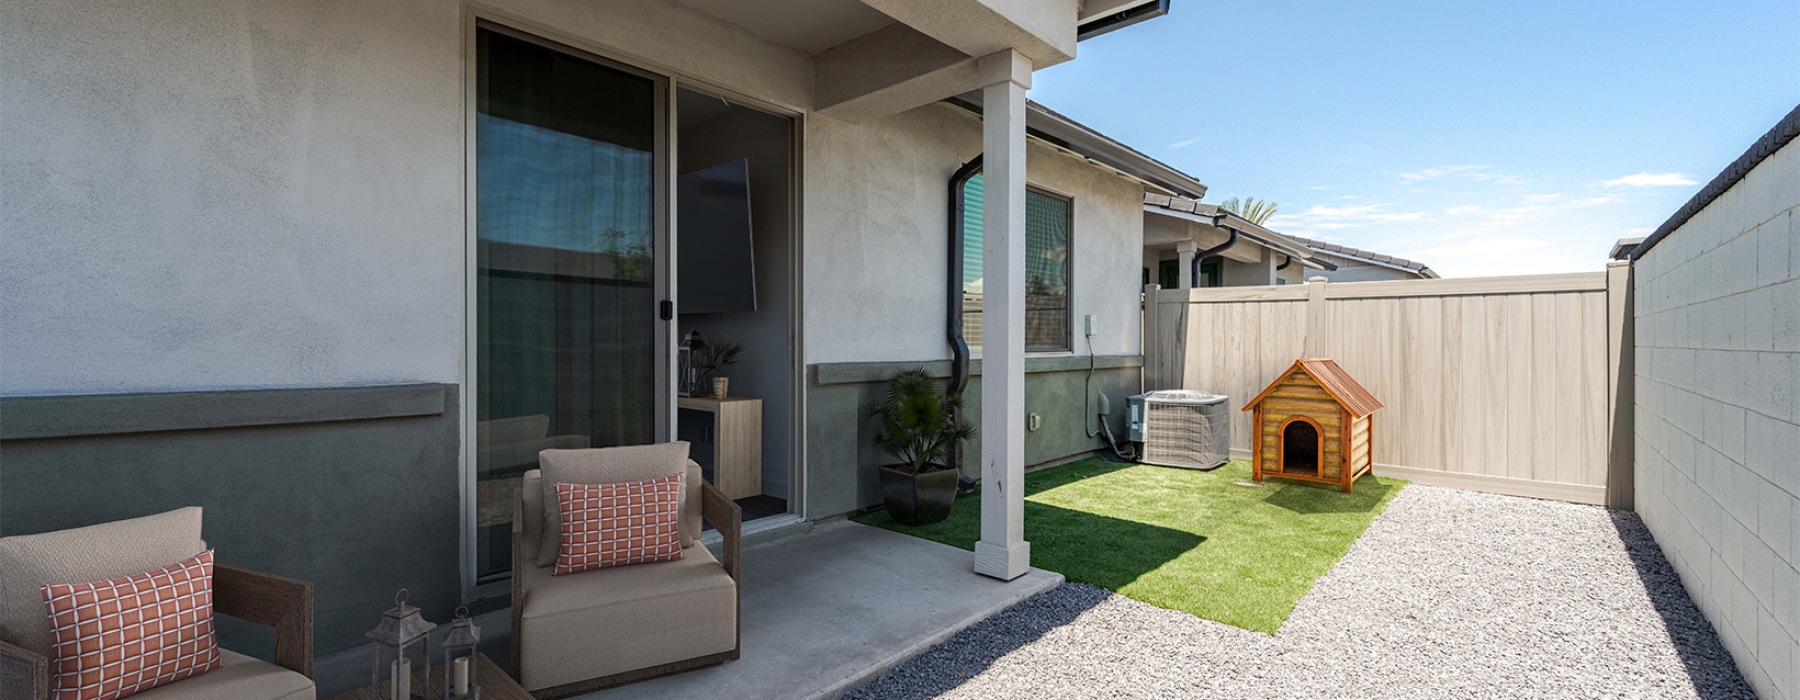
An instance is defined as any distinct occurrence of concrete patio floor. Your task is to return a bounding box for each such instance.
[575,519,1063,700]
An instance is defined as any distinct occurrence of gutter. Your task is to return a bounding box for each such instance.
[1191,229,1239,283]
[1077,0,1170,41]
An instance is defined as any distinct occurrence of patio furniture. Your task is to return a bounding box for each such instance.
[324,653,528,700]
[510,454,741,698]
[0,508,316,700]
[677,396,763,499]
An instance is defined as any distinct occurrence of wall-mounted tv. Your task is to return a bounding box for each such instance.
[677,159,757,314]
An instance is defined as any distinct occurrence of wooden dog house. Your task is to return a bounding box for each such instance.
[1242,359,1384,492]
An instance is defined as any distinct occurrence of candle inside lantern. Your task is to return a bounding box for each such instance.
[452,656,470,695]
[391,659,411,698]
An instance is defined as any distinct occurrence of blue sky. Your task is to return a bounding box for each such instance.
[1032,1,1800,277]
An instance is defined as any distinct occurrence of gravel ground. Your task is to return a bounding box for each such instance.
[845,485,1755,700]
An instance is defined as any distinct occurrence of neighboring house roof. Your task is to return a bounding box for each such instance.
[1633,102,1800,260]
[1243,358,1385,418]
[943,96,1209,200]
[1283,234,1439,279]
[1142,194,1338,271]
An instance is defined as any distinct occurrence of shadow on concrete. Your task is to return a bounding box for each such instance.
[1606,511,1757,700]
[1260,475,1395,514]
[839,583,1109,700]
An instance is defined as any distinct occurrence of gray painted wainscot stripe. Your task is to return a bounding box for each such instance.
[0,383,452,440]
[814,355,1143,386]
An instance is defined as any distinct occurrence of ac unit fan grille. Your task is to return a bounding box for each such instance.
[1140,399,1230,469]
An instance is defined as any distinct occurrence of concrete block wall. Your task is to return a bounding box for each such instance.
[1633,135,1799,700]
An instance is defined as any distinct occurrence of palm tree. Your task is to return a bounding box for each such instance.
[1219,196,1277,225]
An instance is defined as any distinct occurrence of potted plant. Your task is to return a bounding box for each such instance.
[863,368,976,526]
[693,338,744,399]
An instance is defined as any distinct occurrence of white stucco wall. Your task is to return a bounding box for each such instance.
[0,0,811,395]
[802,105,1147,365]
[1633,137,1799,700]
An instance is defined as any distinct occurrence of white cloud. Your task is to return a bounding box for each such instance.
[1593,172,1698,187]
[1267,203,1434,237]
[1167,138,1199,149]
[1305,185,1330,191]
[1399,165,1488,182]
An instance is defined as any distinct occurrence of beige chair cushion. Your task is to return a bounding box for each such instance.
[0,507,206,657]
[535,444,696,566]
[521,461,704,564]
[129,649,315,700]
[516,545,735,691]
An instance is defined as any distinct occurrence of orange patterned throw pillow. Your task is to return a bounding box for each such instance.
[41,549,221,700]
[554,474,685,575]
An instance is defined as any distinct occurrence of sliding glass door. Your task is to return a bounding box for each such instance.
[473,27,664,581]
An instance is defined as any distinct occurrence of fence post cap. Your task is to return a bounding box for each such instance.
[1307,276,1329,284]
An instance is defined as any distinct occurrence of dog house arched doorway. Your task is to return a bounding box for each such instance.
[1278,417,1322,476]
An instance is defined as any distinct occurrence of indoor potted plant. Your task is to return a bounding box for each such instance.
[693,338,744,399]
[862,368,976,526]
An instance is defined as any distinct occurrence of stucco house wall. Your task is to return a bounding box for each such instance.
[0,0,804,657]
[802,104,1148,518]
[1,0,1153,655]
[1632,130,1799,700]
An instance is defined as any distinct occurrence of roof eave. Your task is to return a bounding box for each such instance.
[946,96,1209,199]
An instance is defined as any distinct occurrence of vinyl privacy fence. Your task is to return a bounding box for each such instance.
[1143,269,1634,505]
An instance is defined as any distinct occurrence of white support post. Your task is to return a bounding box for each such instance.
[974,49,1032,581]
[1175,241,1197,290]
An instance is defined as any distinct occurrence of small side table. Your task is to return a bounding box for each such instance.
[324,653,530,700]
[677,395,763,499]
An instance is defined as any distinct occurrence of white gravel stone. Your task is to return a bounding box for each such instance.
[845,485,1754,699]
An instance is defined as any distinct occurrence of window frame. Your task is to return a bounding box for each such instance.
[948,166,1076,357]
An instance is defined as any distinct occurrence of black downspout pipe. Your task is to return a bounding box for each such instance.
[1277,254,1293,271]
[1189,229,1239,288]
[947,156,982,480]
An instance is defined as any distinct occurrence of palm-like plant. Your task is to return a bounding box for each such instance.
[693,339,744,380]
[1219,196,1278,225]
[862,369,976,474]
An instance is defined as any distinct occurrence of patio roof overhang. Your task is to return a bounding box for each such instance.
[673,0,1174,123]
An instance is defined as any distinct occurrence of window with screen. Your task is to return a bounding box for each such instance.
[957,172,1072,353]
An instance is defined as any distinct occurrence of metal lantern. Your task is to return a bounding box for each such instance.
[367,589,435,700]
[442,607,481,700]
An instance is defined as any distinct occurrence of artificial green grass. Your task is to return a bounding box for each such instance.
[852,458,1406,633]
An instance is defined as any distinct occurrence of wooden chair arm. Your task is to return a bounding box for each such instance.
[214,564,314,678]
[700,481,741,583]
[0,637,48,700]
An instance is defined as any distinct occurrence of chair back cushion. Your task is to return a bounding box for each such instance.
[535,444,693,567]
[44,549,222,700]
[552,476,685,575]
[0,508,206,658]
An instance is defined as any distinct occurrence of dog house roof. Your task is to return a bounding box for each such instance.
[1242,358,1384,418]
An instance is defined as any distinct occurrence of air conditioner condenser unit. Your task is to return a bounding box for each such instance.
[1128,390,1230,470]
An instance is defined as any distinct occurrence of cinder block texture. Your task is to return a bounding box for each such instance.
[1635,137,1800,700]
